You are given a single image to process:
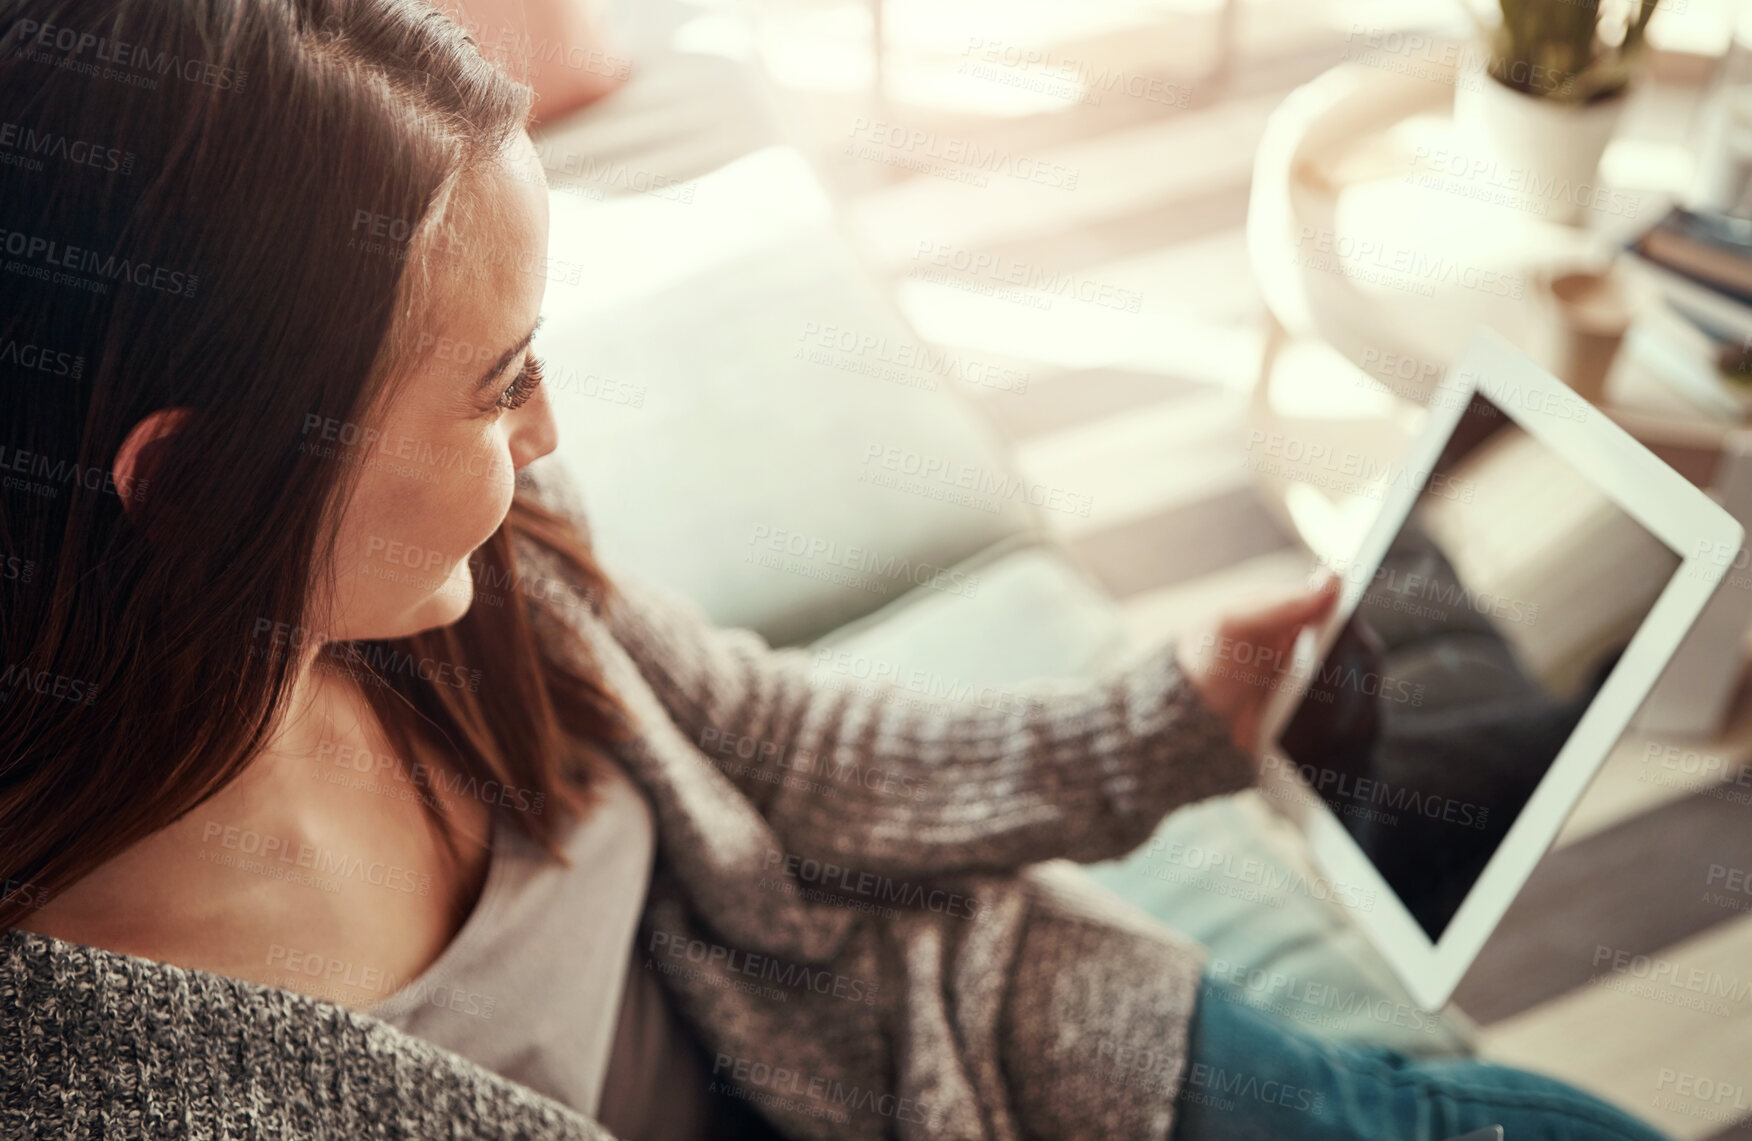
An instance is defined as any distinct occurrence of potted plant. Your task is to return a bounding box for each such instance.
[1455,0,1661,224]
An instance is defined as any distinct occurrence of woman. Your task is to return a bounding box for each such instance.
[0,1,1679,1138]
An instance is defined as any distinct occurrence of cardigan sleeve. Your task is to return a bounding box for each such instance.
[601,572,1258,877]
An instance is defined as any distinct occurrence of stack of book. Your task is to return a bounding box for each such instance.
[1620,205,1752,419]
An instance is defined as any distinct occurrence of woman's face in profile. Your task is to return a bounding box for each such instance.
[319,131,557,643]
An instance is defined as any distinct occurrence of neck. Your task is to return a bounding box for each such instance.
[21,655,407,943]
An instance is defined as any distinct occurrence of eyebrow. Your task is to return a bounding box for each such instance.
[474,316,545,390]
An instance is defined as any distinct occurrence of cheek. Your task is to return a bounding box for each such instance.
[342,427,517,574]
[427,426,519,554]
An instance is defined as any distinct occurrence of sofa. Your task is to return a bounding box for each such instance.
[523,0,1479,1059]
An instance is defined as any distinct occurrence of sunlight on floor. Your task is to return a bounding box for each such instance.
[755,0,1230,112]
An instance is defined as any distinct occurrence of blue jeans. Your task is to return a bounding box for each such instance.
[1171,974,1676,1141]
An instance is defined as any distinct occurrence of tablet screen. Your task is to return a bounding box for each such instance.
[1275,391,1684,941]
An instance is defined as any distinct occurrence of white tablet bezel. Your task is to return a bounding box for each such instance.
[1253,326,1745,1012]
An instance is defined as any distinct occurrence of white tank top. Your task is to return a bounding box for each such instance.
[364,760,715,1138]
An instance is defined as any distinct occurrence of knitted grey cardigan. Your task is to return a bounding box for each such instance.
[0,489,1256,1140]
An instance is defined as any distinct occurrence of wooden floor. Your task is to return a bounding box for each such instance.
[752,0,1752,1135]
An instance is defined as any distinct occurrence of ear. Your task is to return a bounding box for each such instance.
[113,407,194,517]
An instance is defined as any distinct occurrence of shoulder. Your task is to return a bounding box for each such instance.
[1,928,611,1139]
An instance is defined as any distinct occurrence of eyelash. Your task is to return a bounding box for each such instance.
[496,354,545,412]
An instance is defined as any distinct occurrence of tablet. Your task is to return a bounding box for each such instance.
[1254,327,1744,1012]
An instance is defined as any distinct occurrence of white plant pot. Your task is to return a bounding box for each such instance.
[1453,68,1627,225]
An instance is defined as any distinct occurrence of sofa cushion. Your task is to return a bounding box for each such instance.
[535,148,1038,646]
[808,535,1129,684]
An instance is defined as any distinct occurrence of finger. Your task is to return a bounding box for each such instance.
[1227,578,1339,639]
[1213,615,1305,675]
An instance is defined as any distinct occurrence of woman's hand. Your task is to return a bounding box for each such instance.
[1175,569,1341,760]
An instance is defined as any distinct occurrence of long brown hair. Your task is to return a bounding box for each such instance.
[0,0,633,930]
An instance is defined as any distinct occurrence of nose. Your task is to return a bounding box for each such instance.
[509,387,558,471]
